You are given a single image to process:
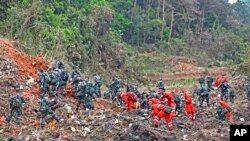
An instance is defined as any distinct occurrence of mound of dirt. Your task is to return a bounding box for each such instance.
[169,56,196,71]
[0,38,49,81]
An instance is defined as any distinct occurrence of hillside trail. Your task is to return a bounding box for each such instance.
[0,38,249,141]
[148,56,230,82]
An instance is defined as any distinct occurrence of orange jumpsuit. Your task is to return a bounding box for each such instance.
[122,92,138,111]
[160,91,176,116]
[184,95,196,121]
[149,104,173,131]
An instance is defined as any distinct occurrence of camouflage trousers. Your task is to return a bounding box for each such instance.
[96,88,101,98]
[76,97,87,111]
[220,91,228,101]
[199,95,210,107]
[41,109,60,128]
[229,91,236,103]
[40,86,50,98]
[207,82,213,89]
[175,103,183,114]
[6,108,22,125]
[50,82,59,97]
[58,83,66,97]
[85,97,94,110]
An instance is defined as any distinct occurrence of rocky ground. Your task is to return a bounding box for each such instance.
[0,38,249,141]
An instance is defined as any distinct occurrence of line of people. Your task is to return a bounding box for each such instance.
[5,60,248,130]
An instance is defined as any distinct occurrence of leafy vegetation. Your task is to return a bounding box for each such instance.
[0,0,250,82]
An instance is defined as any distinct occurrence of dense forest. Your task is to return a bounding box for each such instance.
[0,0,250,82]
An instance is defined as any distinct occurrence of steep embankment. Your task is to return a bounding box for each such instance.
[0,38,49,80]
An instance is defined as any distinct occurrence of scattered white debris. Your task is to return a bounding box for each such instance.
[129,123,133,127]
[71,115,77,120]
[84,127,90,133]
[240,118,245,122]
[114,118,119,124]
[100,115,106,120]
[31,130,40,139]
[83,127,91,137]
[70,127,76,132]
[183,134,188,140]
[65,104,72,113]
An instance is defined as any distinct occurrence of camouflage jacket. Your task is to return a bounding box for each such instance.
[9,93,25,109]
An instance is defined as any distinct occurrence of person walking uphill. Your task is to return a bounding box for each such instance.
[37,70,51,99]
[93,74,103,97]
[49,68,60,97]
[6,85,25,125]
[59,66,69,97]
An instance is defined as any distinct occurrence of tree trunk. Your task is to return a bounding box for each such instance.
[168,9,174,42]
[156,0,161,18]
[160,0,166,42]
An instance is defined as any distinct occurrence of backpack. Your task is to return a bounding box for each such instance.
[11,95,22,108]
[61,70,69,81]
[163,106,172,114]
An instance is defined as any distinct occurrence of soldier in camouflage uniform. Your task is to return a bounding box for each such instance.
[37,70,51,98]
[39,97,61,128]
[219,81,230,101]
[58,66,69,97]
[206,75,214,90]
[199,86,210,107]
[156,79,165,89]
[93,74,103,97]
[6,86,25,125]
[139,91,148,109]
[246,82,250,101]
[113,78,121,99]
[71,67,81,96]
[173,92,182,115]
[104,81,115,100]
[76,78,87,111]
[229,87,236,103]
[49,68,60,97]
[71,66,81,81]
[198,75,206,87]
[216,105,227,120]
[85,81,97,110]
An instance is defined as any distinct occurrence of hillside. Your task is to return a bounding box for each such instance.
[0,38,249,141]
[0,0,250,141]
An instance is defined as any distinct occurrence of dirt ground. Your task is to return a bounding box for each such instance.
[0,38,249,141]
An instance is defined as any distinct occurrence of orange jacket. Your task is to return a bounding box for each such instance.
[160,91,175,107]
